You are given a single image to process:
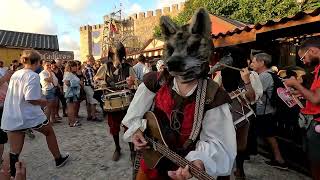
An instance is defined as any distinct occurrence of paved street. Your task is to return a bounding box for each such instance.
[4,103,311,180]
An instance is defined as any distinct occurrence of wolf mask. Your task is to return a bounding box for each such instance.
[160,8,213,83]
[107,42,126,69]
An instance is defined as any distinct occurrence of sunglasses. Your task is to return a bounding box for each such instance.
[299,49,310,62]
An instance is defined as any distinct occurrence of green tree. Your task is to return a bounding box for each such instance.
[232,0,300,24]
[301,0,320,10]
[153,0,319,38]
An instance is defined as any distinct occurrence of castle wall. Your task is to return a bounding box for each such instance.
[79,25,92,61]
[80,24,104,61]
[79,3,184,60]
[130,3,184,43]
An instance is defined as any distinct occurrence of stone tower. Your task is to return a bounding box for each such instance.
[79,25,92,61]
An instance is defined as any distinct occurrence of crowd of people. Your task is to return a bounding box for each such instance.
[0,10,320,180]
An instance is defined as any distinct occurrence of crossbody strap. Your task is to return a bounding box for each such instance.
[183,78,208,148]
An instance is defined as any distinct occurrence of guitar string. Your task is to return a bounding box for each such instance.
[155,142,213,180]
[146,137,205,178]
[146,137,214,180]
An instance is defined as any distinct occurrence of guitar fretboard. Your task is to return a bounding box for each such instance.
[145,136,215,180]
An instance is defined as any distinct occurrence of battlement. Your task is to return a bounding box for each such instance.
[92,24,103,30]
[80,24,104,31]
[129,2,184,19]
[79,25,92,31]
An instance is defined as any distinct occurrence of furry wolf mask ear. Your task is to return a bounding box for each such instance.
[160,8,213,83]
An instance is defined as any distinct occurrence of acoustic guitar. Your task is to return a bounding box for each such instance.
[142,111,215,180]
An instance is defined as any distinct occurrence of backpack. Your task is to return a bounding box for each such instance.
[266,72,291,113]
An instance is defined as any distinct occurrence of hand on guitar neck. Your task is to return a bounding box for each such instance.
[132,130,149,150]
[132,129,206,180]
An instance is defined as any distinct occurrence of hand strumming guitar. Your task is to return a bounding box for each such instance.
[132,130,149,150]
[168,160,205,180]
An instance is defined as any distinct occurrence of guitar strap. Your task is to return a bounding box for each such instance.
[183,78,208,149]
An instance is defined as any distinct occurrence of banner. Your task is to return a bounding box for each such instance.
[38,50,74,61]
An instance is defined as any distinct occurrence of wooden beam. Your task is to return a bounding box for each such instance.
[258,15,320,34]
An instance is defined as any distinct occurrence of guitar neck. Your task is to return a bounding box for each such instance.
[145,137,215,180]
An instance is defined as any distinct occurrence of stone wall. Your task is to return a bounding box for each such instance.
[79,24,104,61]
[128,3,184,43]
[79,3,184,60]
[79,25,92,61]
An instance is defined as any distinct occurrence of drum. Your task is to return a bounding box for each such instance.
[102,90,133,112]
[229,89,255,129]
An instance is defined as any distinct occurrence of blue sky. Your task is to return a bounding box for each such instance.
[0,0,185,59]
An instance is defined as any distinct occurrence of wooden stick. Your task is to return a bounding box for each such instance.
[94,87,116,93]
[105,88,116,93]
[219,62,243,71]
[115,80,126,85]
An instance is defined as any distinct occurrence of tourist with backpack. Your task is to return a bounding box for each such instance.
[250,53,288,169]
[284,39,320,180]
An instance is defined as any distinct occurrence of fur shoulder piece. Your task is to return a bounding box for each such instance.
[205,79,232,109]
[143,72,161,93]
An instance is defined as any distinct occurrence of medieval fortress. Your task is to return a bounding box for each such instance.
[79,3,184,61]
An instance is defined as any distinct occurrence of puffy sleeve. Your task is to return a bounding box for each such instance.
[122,83,156,141]
[185,103,237,177]
[94,64,107,81]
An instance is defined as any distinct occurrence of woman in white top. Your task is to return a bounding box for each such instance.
[1,50,69,178]
[63,61,81,127]
[39,61,59,124]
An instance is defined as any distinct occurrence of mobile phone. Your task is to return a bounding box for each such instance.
[10,153,19,177]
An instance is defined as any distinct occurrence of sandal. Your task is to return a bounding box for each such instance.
[55,116,62,120]
[69,121,81,127]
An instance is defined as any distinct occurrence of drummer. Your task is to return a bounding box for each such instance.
[94,42,138,162]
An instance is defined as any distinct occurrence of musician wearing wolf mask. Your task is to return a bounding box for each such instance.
[94,42,138,161]
[122,9,236,180]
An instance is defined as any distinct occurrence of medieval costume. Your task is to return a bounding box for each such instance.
[123,73,236,179]
[122,8,236,180]
[94,42,137,161]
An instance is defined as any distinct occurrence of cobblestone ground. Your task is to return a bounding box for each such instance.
[4,103,311,180]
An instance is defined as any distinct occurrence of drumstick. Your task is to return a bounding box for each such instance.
[115,80,126,85]
[105,88,116,93]
[219,62,244,72]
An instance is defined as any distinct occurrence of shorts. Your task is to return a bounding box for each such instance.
[5,120,50,133]
[255,113,277,138]
[84,86,98,105]
[306,120,320,163]
[43,87,57,101]
[0,107,8,144]
[66,96,79,103]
